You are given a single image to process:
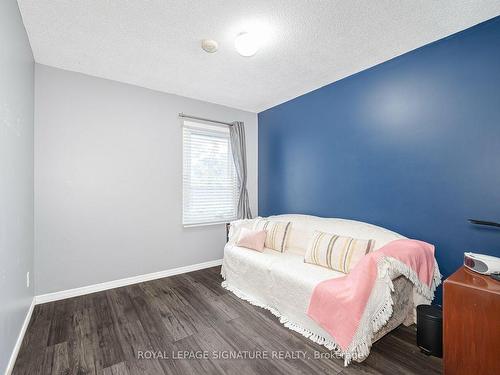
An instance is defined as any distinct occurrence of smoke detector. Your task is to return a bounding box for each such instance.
[201,39,218,53]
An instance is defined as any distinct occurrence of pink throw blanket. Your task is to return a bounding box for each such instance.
[307,239,436,353]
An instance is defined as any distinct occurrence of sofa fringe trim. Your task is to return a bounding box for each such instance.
[221,257,441,366]
[220,279,346,353]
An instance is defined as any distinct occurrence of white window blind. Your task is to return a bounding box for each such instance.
[182,119,238,226]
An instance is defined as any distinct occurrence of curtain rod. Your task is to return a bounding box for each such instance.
[179,113,233,126]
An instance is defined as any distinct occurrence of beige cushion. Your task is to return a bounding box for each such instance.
[253,218,291,252]
[267,214,405,256]
[304,230,375,273]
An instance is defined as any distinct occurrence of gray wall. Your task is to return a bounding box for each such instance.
[0,1,35,373]
[35,64,258,294]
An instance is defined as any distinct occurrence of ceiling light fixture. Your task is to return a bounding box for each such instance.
[234,32,260,57]
[201,39,218,53]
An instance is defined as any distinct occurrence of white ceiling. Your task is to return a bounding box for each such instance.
[18,1,500,112]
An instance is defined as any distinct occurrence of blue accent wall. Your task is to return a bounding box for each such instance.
[258,17,500,302]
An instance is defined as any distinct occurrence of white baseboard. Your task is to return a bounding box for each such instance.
[5,298,36,375]
[34,258,223,305]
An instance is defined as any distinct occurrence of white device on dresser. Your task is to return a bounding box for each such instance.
[465,219,500,280]
[464,252,500,278]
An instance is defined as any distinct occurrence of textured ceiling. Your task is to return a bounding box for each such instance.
[17,1,500,112]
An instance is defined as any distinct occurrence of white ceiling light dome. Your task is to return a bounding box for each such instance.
[234,32,260,57]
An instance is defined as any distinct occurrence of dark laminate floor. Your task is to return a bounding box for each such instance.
[13,266,442,375]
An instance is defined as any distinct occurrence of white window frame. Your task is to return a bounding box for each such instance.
[182,118,238,227]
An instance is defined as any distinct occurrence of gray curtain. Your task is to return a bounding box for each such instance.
[230,121,252,219]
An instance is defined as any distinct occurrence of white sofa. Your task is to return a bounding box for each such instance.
[221,214,421,363]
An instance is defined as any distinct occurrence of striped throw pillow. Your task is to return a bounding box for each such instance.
[304,231,375,273]
[253,219,291,252]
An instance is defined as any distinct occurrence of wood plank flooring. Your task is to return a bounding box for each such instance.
[12,266,442,375]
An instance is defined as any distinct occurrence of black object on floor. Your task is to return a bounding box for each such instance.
[416,304,443,358]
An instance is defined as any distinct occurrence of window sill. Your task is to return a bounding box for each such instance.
[183,220,235,228]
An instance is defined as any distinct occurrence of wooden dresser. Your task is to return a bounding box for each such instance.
[443,266,500,374]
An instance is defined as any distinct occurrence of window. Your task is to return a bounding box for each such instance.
[182,119,238,226]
